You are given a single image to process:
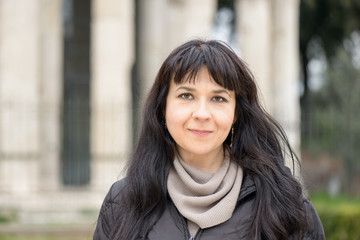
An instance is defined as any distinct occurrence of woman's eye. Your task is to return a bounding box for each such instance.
[212,96,227,102]
[179,93,193,100]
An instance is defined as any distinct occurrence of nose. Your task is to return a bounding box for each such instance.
[192,101,211,120]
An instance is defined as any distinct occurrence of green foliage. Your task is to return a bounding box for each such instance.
[217,0,235,10]
[311,193,360,240]
[300,0,360,58]
[0,209,18,224]
[303,47,360,195]
[299,0,360,139]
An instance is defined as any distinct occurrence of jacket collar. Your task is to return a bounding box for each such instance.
[238,172,256,202]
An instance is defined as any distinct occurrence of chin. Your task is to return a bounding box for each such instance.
[186,147,218,156]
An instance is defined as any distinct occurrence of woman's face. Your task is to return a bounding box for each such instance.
[165,66,236,164]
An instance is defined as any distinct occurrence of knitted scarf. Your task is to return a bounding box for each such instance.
[167,152,243,236]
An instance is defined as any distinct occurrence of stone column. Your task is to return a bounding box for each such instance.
[182,0,217,40]
[38,0,63,191]
[165,0,217,54]
[91,0,134,190]
[271,0,301,171]
[137,0,167,100]
[136,0,217,137]
[0,0,41,193]
[138,0,217,99]
[235,0,273,112]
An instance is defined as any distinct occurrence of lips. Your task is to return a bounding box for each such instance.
[188,129,213,136]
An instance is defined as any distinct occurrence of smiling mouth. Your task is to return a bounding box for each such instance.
[189,129,213,136]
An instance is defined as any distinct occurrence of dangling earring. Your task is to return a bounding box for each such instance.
[230,126,234,148]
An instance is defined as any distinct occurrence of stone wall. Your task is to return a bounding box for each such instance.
[236,0,301,171]
[0,0,42,193]
[0,0,301,228]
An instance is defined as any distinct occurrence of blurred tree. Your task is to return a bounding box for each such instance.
[218,0,235,10]
[300,0,360,195]
[217,0,235,27]
[306,47,360,195]
[299,0,360,135]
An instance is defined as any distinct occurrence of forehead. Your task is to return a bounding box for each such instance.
[171,66,229,90]
[170,67,218,88]
[168,42,240,92]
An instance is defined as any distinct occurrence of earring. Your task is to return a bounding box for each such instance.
[230,126,234,148]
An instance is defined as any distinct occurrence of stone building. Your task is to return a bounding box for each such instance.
[0,0,300,231]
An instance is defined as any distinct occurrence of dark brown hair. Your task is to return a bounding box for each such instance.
[112,39,307,239]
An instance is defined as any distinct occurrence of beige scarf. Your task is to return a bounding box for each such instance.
[167,152,243,236]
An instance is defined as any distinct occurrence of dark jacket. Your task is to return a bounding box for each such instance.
[94,173,325,240]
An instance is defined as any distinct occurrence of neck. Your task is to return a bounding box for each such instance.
[177,147,225,173]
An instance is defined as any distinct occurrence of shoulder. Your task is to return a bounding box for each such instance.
[103,178,127,211]
[93,179,126,240]
[100,179,126,210]
[107,179,126,202]
[302,197,326,239]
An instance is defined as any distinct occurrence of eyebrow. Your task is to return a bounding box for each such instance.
[175,86,232,98]
[213,89,232,98]
[175,86,195,92]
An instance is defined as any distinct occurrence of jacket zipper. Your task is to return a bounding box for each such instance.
[180,187,256,240]
[178,176,256,240]
[193,229,202,240]
[180,215,202,240]
[188,229,202,240]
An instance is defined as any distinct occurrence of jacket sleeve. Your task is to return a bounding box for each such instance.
[303,199,326,240]
[93,180,125,240]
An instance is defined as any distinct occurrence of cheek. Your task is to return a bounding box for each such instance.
[165,111,186,143]
[166,101,182,127]
[166,107,188,128]
[220,117,235,132]
[214,109,236,128]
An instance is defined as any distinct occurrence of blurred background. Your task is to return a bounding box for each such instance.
[0,0,359,239]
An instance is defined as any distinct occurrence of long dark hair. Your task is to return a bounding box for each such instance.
[111,40,307,239]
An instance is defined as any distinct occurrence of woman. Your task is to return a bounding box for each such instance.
[94,40,325,239]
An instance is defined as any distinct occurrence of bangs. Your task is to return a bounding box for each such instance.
[171,42,240,91]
